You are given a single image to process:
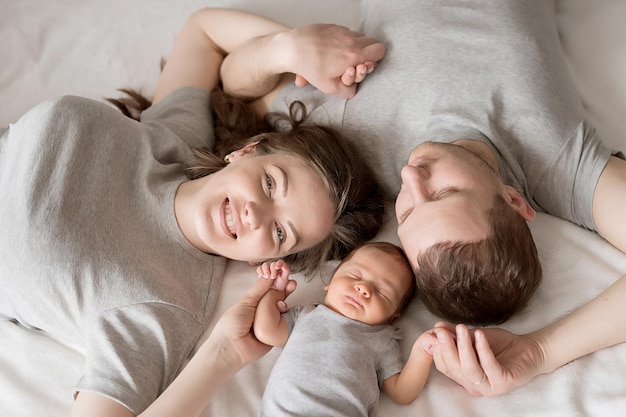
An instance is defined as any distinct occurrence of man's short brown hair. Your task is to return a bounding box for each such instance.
[413,195,542,325]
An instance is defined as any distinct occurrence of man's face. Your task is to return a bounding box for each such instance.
[395,141,503,271]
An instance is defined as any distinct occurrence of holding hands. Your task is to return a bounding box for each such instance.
[256,260,294,292]
[256,260,297,313]
[284,23,383,97]
[431,323,546,396]
[209,270,294,367]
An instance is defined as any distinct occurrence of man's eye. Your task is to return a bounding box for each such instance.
[434,188,456,200]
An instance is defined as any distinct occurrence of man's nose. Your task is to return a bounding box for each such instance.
[400,165,429,201]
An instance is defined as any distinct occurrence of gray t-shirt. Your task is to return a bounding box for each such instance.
[270,0,619,231]
[0,87,225,414]
[260,304,403,417]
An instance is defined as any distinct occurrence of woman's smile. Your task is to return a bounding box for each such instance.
[222,198,238,239]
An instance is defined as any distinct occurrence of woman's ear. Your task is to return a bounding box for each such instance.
[229,141,259,162]
[503,185,536,221]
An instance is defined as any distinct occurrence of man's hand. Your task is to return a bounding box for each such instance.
[431,323,545,396]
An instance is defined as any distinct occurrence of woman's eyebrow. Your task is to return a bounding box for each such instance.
[274,165,300,250]
[288,221,300,251]
[275,165,288,197]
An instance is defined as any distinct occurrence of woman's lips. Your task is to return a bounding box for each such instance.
[222,198,237,239]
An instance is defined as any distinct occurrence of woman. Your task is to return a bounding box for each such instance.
[0,8,386,417]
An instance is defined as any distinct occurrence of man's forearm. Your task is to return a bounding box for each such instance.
[534,273,626,374]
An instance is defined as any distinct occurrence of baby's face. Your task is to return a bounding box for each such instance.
[324,246,414,325]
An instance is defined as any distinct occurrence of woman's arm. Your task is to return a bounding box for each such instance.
[431,273,626,396]
[153,8,385,108]
[153,8,291,104]
[70,274,282,417]
[220,23,385,103]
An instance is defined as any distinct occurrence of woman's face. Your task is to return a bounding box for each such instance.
[176,151,335,263]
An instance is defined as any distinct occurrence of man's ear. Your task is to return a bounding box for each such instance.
[503,185,536,221]
[229,141,259,162]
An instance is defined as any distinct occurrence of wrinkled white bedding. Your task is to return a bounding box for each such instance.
[1,1,625,416]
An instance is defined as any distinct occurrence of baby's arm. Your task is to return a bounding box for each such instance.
[382,329,436,405]
[252,260,292,347]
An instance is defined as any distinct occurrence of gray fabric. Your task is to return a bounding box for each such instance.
[270,0,620,231]
[260,304,403,417]
[0,87,225,414]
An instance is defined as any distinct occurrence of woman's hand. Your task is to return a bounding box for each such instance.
[210,272,295,368]
[431,323,545,397]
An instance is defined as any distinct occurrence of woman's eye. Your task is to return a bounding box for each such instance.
[265,173,274,194]
[276,225,285,243]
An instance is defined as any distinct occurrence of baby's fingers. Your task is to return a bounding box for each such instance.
[257,262,272,278]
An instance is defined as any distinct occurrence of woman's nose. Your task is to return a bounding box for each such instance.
[243,201,263,230]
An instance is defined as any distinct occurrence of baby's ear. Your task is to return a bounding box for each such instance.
[388,312,401,325]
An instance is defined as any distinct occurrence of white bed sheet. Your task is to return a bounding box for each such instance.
[1,1,625,416]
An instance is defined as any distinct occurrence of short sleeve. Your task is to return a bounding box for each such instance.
[376,333,403,386]
[76,303,203,414]
[141,87,215,150]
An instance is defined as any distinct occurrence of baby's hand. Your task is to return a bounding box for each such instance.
[256,260,291,292]
[414,328,439,356]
